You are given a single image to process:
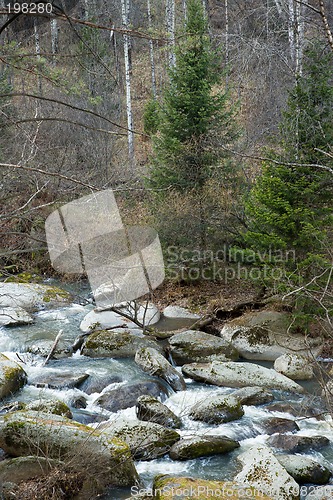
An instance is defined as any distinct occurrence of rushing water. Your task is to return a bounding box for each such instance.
[0,282,332,500]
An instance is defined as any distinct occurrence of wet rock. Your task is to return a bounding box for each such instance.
[80,303,160,333]
[27,339,73,359]
[234,444,299,500]
[95,380,169,412]
[168,330,239,365]
[0,401,26,414]
[0,307,33,327]
[82,329,163,358]
[136,395,181,429]
[0,282,72,312]
[0,456,62,485]
[261,417,299,435]
[182,361,304,393]
[0,354,27,400]
[232,386,274,406]
[163,306,200,319]
[220,310,322,361]
[274,354,314,380]
[169,435,239,460]
[277,455,331,485]
[188,395,244,425]
[29,371,89,390]
[79,373,123,395]
[102,420,180,460]
[265,401,323,419]
[135,347,186,392]
[0,410,138,488]
[70,395,87,409]
[267,434,330,453]
[305,485,333,499]
[26,399,72,418]
[152,476,273,499]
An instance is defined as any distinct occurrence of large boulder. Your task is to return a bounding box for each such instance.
[81,329,162,358]
[136,395,181,429]
[102,420,180,460]
[29,371,89,390]
[0,456,61,485]
[277,455,331,485]
[163,306,200,319]
[135,347,186,392]
[220,310,322,361]
[152,476,273,499]
[169,435,239,460]
[0,410,138,489]
[168,330,239,365]
[0,306,33,326]
[80,303,160,333]
[267,434,330,453]
[232,386,274,406]
[0,353,27,399]
[94,380,169,412]
[188,395,244,424]
[0,282,72,312]
[274,354,314,380]
[25,399,72,418]
[261,417,299,435]
[182,361,304,393]
[234,444,299,500]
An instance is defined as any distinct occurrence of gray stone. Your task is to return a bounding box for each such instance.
[0,282,72,312]
[234,444,299,500]
[232,386,274,406]
[0,456,61,484]
[26,399,72,418]
[182,361,304,393]
[267,434,330,453]
[29,371,89,390]
[261,417,299,435]
[274,354,314,380]
[163,306,200,319]
[277,455,331,485]
[95,380,169,412]
[135,347,186,392]
[169,435,239,460]
[188,395,244,424]
[136,395,181,429]
[0,307,33,326]
[0,353,27,400]
[168,330,239,365]
[102,420,180,460]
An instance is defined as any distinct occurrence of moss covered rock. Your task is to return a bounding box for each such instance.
[274,354,314,380]
[232,386,274,406]
[188,394,244,425]
[168,330,239,365]
[0,306,34,326]
[0,353,27,400]
[0,455,62,485]
[169,435,239,460]
[277,455,331,485]
[26,399,72,418]
[267,434,330,453]
[0,282,72,311]
[0,410,138,488]
[135,347,186,392]
[136,395,181,429]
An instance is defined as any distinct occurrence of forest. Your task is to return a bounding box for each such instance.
[0,0,333,499]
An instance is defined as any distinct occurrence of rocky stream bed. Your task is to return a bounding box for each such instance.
[0,280,332,499]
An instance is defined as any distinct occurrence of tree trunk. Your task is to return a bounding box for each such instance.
[33,19,42,94]
[166,0,175,67]
[50,19,59,64]
[121,0,135,166]
[147,0,157,97]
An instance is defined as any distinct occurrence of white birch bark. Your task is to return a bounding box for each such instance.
[287,0,296,64]
[182,0,187,21]
[50,19,59,64]
[147,0,157,97]
[121,0,134,165]
[166,0,175,67]
[295,0,304,77]
[33,19,42,94]
[225,0,229,88]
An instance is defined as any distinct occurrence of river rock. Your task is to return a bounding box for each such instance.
[234,444,299,500]
[182,361,304,393]
[0,410,138,489]
[232,386,274,405]
[29,371,89,390]
[81,329,163,358]
[168,330,239,365]
[265,401,323,419]
[188,395,244,424]
[0,307,34,327]
[163,306,200,319]
[169,435,239,460]
[95,380,169,412]
[261,417,299,435]
[26,399,72,418]
[277,455,331,485]
[0,353,27,400]
[267,434,330,453]
[0,282,72,312]
[135,347,186,392]
[152,476,273,499]
[305,486,333,499]
[79,373,123,395]
[220,310,322,361]
[27,338,73,359]
[80,303,160,333]
[274,354,314,380]
[136,395,181,428]
[102,420,180,460]
[0,456,62,485]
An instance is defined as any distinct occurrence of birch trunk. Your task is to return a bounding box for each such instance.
[33,19,42,94]
[182,0,187,21]
[50,19,58,64]
[147,0,157,97]
[287,0,296,64]
[166,0,175,67]
[121,0,135,166]
[225,0,229,88]
[295,0,304,77]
